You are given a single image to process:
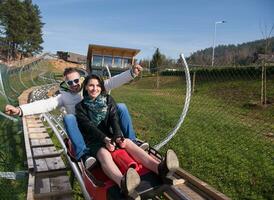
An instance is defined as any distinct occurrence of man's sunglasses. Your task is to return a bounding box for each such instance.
[66,78,80,86]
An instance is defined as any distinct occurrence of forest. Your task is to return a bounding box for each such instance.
[188,37,274,66]
[140,37,274,71]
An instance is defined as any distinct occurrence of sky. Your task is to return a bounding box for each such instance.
[32,0,274,60]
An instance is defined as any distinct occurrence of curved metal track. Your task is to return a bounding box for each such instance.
[154,53,192,150]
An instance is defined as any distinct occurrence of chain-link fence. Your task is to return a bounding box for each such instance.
[0,56,273,199]
[0,56,58,199]
[112,64,274,200]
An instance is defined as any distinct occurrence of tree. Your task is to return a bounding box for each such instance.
[260,23,274,105]
[1,0,28,59]
[187,38,274,66]
[150,48,164,88]
[0,0,43,60]
[22,0,43,57]
[150,48,163,73]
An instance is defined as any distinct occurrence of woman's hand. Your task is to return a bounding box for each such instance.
[105,142,115,152]
[116,137,126,148]
[104,137,115,152]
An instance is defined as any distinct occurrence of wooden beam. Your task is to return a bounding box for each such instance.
[22,117,34,170]
[26,172,35,200]
[30,138,54,147]
[176,169,231,200]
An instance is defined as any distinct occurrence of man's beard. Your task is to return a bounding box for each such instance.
[70,84,81,93]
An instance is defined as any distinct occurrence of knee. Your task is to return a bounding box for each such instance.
[97,148,112,163]
[117,103,128,114]
[63,114,77,129]
[63,114,76,122]
[123,138,134,147]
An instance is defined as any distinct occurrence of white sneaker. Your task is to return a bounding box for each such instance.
[166,149,179,171]
[85,157,96,169]
[139,142,149,150]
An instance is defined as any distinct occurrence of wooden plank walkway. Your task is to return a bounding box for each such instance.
[18,87,72,200]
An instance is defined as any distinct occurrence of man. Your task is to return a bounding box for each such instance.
[5,65,143,161]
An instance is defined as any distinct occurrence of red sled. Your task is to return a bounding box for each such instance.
[65,138,165,200]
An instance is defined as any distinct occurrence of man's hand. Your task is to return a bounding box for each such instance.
[5,104,21,116]
[115,137,126,148]
[132,64,143,76]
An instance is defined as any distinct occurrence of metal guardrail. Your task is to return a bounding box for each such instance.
[41,113,91,200]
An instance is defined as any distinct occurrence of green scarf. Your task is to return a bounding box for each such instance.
[83,94,107,126]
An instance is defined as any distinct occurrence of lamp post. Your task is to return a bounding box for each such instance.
[212,20,226,67]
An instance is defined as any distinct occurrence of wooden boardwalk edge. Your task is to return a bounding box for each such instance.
[18,87,73,200]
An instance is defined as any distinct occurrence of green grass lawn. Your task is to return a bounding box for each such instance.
[112,75,274,200]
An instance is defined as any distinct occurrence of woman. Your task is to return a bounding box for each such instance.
[75,74,179,199]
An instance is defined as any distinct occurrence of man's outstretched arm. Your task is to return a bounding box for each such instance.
[104,64,142,91]
[5,94,63,116]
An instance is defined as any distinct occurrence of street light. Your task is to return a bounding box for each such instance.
[211,20,226,67]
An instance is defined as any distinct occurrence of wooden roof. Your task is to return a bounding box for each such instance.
[87,44,140,60]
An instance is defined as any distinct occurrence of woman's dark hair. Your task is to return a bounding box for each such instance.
[82,74,106,97]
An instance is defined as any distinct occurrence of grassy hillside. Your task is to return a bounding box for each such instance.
[112,75,274,200]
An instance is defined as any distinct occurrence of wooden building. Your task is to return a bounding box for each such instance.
[86,44,140,74]
[57,51,86,64]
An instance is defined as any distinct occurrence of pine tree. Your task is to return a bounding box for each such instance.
[0,0,43,60]
[2,0,28,59]
[150,48,163,73]
[22,0,43,56]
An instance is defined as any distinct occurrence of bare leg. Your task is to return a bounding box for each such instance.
[123,139,160,174]
[96,147,123,187]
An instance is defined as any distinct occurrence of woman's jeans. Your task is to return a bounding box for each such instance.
[63,103,136,160]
